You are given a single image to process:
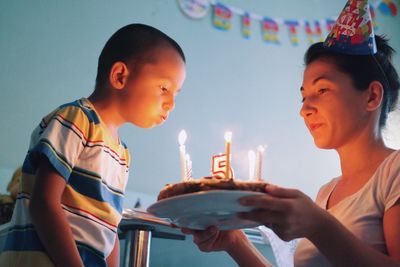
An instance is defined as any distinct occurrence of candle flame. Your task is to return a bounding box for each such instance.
[224,131,232,142]
[185,154,191,161]
[178,130,187,145]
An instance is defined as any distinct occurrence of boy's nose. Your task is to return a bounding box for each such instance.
[163,97,175,111]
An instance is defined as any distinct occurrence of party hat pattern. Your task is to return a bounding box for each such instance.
[324,0,377,55]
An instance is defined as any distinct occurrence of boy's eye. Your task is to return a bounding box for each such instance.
[301,97,305,103]
[160,86,168,92]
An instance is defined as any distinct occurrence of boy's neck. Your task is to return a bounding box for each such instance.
[88,90,123,140]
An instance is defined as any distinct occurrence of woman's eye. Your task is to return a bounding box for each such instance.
[301,97,305,103]
[318,88,328,94]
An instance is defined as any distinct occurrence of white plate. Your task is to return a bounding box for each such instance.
[147,190,265,230]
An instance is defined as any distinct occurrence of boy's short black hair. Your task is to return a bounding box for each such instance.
[95,23,186,88]
[304,35,400,128]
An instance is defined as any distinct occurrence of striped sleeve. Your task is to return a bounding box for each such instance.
[23,105,90,181]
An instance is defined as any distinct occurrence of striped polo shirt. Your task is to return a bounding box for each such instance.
[0,98,130,266]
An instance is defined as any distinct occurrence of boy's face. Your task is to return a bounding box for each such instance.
[120,46,186,128]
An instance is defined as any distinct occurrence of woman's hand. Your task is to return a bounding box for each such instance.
[181,226,246,253]
[239,184,327,241]
[182,226,273,266]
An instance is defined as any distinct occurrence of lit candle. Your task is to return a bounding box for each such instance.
[178,130,187,181]
[248,150,256,181]
[255,145,265,181]
[224,131,232,179]
[186,154,192,180]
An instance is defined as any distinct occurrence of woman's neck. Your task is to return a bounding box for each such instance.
[337,136,393,180]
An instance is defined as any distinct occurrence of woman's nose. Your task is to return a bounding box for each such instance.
[299,100,316,118]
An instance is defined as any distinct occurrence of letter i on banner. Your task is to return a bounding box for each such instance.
[261,17,280,44]
[284,20,300,46]
[241,12,251,39]
[212,3,233,30]
[304,20,324,44]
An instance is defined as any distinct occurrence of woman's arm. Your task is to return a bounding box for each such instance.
[30,159,84,267]
[384,202,400,261]
[239,185,400,267]
[182,227,272,267]
[226,230,273,267]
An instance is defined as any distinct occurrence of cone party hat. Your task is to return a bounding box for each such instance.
[324,0,377,55]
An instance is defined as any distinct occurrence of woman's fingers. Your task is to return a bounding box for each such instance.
[239,194,291,212]
[265,184,304,198]
[181,226,219,247]
[238,209,285,224]
[193,227,218,243]
[181,227,195,235]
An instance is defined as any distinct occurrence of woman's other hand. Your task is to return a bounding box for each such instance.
[181,226,246,253]
[239,184,327,241]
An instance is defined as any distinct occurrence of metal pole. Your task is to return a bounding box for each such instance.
[122,229,152,267]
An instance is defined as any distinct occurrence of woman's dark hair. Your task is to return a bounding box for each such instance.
[95,23,185,88]
[304,35,400,128]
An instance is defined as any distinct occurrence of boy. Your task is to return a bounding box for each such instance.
[0,23,186,267]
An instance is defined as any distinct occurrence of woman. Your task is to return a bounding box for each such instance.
[182,35,400,266]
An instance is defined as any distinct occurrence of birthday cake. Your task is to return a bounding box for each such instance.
[157,176,268,201]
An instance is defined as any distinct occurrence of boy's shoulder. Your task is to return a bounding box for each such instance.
[57,98,101,124]
[42,98,100,126]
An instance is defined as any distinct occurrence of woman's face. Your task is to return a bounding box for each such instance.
[300,59,371,149]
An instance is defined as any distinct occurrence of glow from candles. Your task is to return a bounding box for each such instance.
[248,150,256,181]
[224,131,232,143]
[178,130,187,145]
[178,130,187,181]
[224,131,232,179]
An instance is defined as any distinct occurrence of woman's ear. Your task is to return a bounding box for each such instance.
[109,62,129,90]
[366,81,384,111]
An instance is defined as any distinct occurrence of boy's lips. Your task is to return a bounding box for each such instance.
[161,115,168,121]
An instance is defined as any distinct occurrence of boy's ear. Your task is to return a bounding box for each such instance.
[109,62,129,90]
[365,81,384,111]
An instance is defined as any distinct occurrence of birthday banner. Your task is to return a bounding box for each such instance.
[177,0,398,46]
